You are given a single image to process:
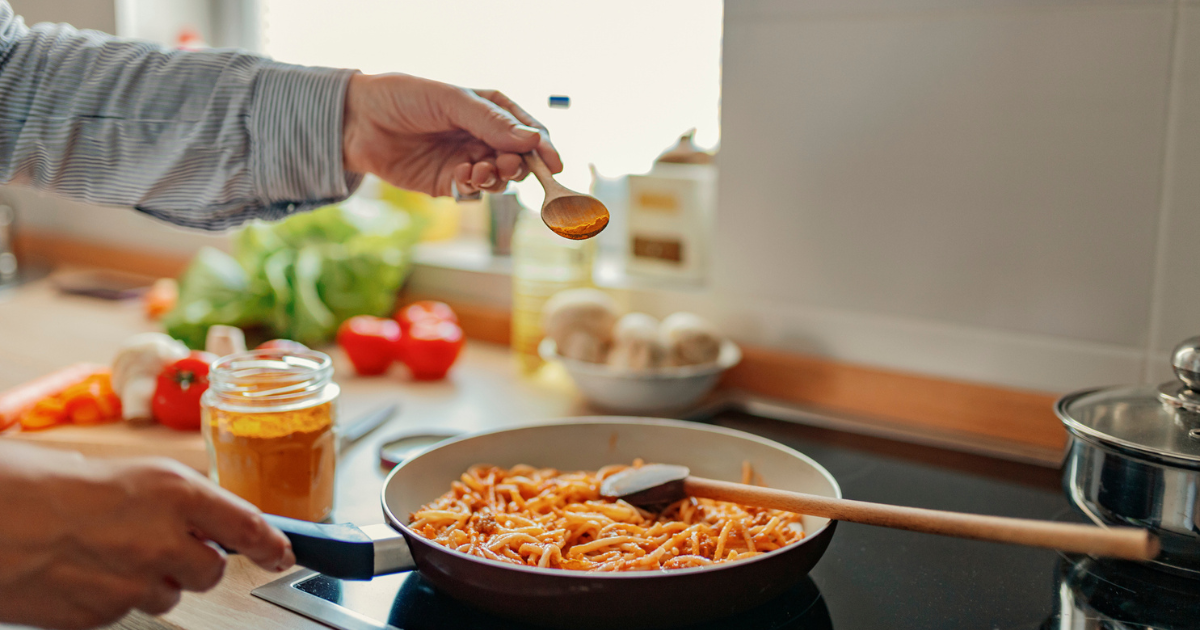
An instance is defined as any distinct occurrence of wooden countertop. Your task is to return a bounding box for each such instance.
[0,279,588,630]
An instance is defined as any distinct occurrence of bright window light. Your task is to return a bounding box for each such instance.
[260,1,722,204]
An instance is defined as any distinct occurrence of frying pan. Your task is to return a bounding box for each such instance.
[262,418,840,629]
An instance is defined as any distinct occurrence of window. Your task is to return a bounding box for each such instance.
[260,0,723,203]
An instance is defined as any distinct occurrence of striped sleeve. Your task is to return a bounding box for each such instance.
[0,3,361,231]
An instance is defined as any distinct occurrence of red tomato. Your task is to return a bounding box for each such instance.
[152,351,216,431]
[257,339,309,352]
[398,319,464,380]
[337,316,402,376]
[394,301,457,333]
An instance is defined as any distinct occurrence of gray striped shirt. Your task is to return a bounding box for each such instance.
[0,2,361,231]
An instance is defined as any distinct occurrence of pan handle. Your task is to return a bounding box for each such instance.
[262,514,416,580]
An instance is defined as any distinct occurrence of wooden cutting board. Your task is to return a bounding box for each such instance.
[2,423,208,472]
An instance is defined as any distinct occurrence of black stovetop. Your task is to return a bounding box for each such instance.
[255,411,1200,630]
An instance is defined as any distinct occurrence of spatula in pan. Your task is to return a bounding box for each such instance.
[600,464,1158,561]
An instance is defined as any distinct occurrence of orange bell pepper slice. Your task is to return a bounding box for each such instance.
[63,374,122,425]
[65,396,103,425]
[20,397,68,431]
[11,369,122,431]
[0,363,107,431]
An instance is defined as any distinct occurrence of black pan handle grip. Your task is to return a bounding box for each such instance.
[262,514,377,580]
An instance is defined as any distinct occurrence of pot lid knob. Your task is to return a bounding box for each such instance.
[1171,336,1200,391]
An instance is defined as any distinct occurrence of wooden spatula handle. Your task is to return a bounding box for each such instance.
[684,477,1158,561]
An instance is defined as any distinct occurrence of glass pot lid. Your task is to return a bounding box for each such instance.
[1056,337,1200,469]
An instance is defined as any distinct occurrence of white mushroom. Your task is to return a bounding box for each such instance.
[542,288,619,364]
[111,332,190,422]
[659,312,723,367]
[608,313,664,371]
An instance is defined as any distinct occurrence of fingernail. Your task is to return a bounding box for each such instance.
[481,175,497,188]
[276,550,295,572]
[512,125,541,140]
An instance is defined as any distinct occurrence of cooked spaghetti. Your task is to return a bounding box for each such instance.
[408,460,806,572]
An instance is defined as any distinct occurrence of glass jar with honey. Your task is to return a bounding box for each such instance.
[202,349,339,522]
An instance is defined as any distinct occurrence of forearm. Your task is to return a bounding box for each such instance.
[0,441,85,479]
[0,5,360,230]
[0,442,86,516]
[0,444,77,588]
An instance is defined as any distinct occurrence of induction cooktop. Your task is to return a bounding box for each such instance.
[253,411,1200,630]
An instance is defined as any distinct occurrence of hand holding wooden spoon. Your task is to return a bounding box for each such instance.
[601,464,1159,561]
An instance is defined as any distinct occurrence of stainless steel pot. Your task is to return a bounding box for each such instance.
[1057,337,1200,577]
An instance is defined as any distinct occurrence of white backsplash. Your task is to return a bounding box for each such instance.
[706,0,1197,393]
[3,187,230,256]
[1146,4,1200,384]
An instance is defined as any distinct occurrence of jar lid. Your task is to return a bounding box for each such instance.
[1056,337,1200,469]
[207,348,334,408]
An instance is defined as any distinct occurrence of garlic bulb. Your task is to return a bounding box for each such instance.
[111,332,189,421]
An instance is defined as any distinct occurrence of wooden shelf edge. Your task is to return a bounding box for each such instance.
[723,345,1066,451]
[16,230,194,278]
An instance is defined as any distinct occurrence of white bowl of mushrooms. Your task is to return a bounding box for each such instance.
[538,289,742,413]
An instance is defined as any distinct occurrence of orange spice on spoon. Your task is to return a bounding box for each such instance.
[523,151,610,240]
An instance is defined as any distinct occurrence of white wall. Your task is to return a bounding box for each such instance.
[3,187,231,255]
[115,0,212,44]
[699,0,1199,393]
[1148,2,1200,383]
[7,0,116,32]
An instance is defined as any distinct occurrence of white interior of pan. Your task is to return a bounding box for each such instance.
[382,417,841,570]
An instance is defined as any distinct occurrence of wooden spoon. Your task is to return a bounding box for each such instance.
[600,464,1159,561]
[523,151,609,240]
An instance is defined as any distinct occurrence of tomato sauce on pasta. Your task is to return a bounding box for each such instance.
[408,460,806,572]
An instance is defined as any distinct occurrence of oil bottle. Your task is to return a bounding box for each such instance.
[510,203,594,373]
